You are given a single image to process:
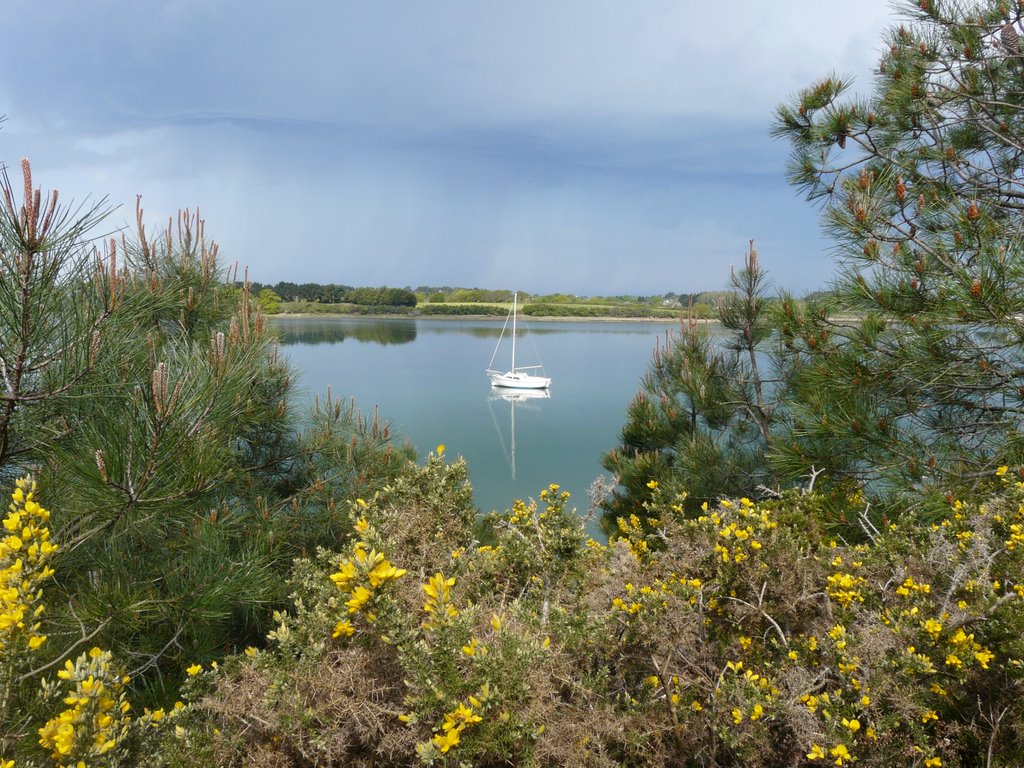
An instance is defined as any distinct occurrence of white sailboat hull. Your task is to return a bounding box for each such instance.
[485,291,551,390]
[487,369,551,389]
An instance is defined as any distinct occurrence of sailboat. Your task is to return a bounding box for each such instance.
[486,292,551,389]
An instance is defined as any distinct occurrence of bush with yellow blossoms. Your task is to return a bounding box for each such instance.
[37,648,132,767]
[0,477,195,767]
[126,451,1024,767]
[0,478,58,758]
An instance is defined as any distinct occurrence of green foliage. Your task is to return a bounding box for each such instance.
[256,288,281,314]
[522,302,679,319]
[279,300,416,315]
[602,242,783,528]
[446,288,514,303]
[254,281,352,303]
[613,0,1024,526]
[103,462,1024,767]
[415,303,508,316]
[768,0,1024,510]
[344,286,418,307]
[0,161,412,712]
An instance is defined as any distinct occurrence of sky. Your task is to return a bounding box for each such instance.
[2,1,897,296]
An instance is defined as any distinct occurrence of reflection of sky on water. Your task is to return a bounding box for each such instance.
[272,316,690,536]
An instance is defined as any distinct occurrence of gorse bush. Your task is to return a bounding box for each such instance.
[97,459,1022,767]
[2,407,1022,766]
[1,478,57,754]
[0,477,180,766]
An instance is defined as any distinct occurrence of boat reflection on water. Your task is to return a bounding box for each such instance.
[488,388,550,479]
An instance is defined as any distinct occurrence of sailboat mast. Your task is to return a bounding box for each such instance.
[510,397,516,479]
[511,292,517,373]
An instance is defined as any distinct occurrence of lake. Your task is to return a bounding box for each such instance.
[271,315,682,533]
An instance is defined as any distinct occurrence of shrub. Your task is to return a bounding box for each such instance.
[144,461,1024,767]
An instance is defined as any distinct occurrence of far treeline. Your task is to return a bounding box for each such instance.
[248,280,750,319]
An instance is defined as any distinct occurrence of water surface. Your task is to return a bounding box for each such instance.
[272,316,682,531]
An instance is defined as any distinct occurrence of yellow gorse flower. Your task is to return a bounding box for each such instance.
[419,688,489,757]
[431,726,460,754]
[345,586,373,614]
[0,477,56,656]
[332,619,355,638]
[328,538,407,629]
[421,572,458,629]
[39,648,131,764]
[831,744,852,765]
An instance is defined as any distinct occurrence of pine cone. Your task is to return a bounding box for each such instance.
[1001,21,1020,55]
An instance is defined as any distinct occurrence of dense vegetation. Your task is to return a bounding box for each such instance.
[605,0,1024,531]
[252,280,721,319]
[4,1,1024,766]
[6,459,1023,766]
[0,159,414,758]
[251,282,413,307]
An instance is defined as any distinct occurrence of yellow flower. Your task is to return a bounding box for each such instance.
[244,646,258,657]
[186,664,202,676]
[443,703,482,730]
[329,561,358,590]
[921,618,943,638]
[423,572,455,601]
[346,586,373,614]
[432,726,461,753]
[646,480,658,489]
[490,614,503,631]
[436,443,445,456]
[807,744,825,760]
[996,465,1008,476]
[921,709,938,724]
[368,559,407,587]
[924,758,942,767]
[830,744,852,764]
[731,708,743,724]
[842,717,861,732]
[332,619,355,638]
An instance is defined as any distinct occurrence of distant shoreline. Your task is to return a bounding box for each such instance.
[270,312,708,324]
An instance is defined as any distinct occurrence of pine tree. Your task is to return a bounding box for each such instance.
[0,160,409,700]
[602,242,782,530]
[770,0,1024,510]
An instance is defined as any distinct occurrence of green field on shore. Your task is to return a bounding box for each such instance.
[276,298,693,319]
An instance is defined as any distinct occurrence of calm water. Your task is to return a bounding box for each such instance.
[272,316,681,531]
